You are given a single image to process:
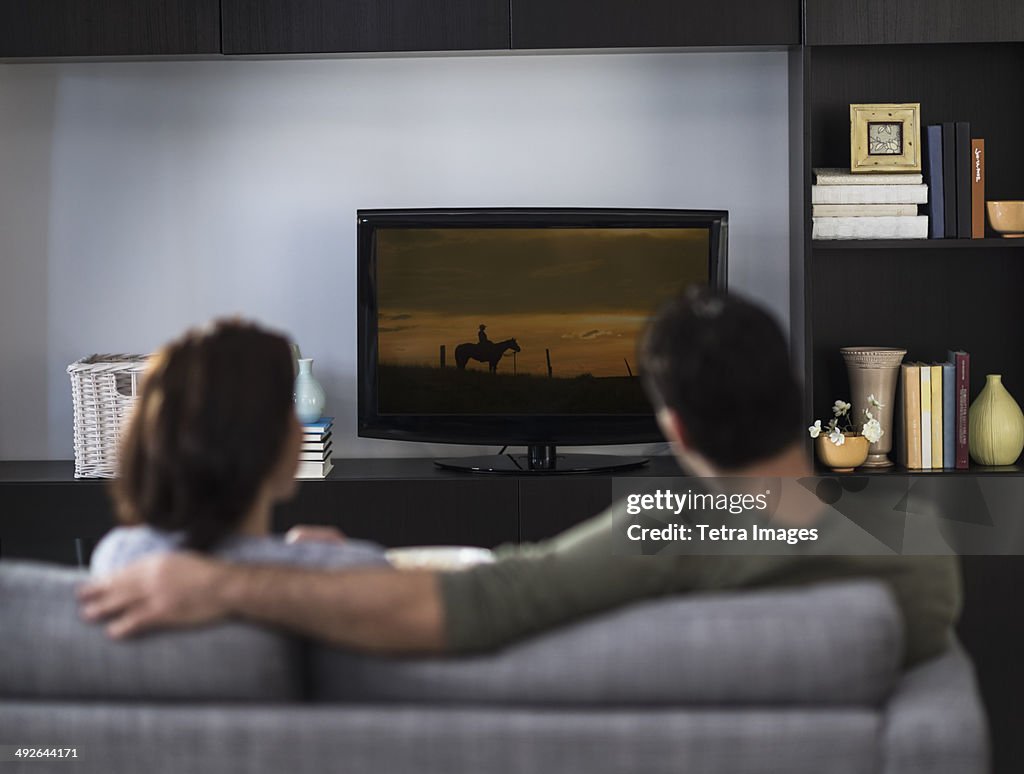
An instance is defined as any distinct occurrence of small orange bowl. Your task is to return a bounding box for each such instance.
[986,201,1024,238]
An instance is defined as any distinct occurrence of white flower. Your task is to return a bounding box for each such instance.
[833,400,851,417]
[862,418,884,444]
[863,409,874,421]
[828,426,846,446]
[808,419,822,439]
[827,417,838,431]
[867,394,885,410]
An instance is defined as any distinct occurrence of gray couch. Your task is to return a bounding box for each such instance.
[0,561,988,774]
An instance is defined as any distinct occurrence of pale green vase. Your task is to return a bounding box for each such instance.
[968,374,1024,466]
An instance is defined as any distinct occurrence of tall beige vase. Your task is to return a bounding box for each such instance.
[969,374,1024,466]
[841,347,907,468]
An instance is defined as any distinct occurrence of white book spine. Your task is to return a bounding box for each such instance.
[812,215,929,240]
[813,168,924,185]
[920,369,932,470]
[812,204,919,217]
[811,184,929,205]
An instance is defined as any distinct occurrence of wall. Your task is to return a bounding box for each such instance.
[0,51,790,460]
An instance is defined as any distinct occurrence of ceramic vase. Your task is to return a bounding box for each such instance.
[840,347,907,468]
[968,374,1024,466]
[815,433,870,473]
[294,358,325,424]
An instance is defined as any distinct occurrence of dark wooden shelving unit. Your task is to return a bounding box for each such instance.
[792,8,1024,770]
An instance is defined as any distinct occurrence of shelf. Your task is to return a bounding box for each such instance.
[812,239,1023,250]
[815,463,1024,476]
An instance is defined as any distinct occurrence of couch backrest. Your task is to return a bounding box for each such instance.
[0,561,303,702]
[310,582,904,706]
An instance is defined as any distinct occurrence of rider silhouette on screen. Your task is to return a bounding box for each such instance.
[478,324,490,345]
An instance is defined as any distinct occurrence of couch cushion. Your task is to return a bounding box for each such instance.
[311,582,903,706]
[0,561,302,702]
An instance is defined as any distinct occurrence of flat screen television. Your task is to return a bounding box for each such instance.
[357,208,727,473]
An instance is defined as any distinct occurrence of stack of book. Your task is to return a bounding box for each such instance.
[922,122,985,239]
[297,416,333,479]
[899,353,970,470]
[812,168,928,239]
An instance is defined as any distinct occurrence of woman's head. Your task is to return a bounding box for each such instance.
[112,320,301,551]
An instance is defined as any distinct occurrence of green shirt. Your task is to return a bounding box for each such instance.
[440,504,961,667]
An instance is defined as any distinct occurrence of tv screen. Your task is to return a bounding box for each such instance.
[358,208,727,447]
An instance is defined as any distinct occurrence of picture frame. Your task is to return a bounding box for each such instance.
[849,103,922,173]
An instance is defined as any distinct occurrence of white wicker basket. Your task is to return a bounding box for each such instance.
[67,354,149,478]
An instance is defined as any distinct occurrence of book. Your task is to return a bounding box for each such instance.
[301,416,334,435]
[299,443,332,462]
[295,458,334,479]
[930,364,943,469]
[948,350,971,469]
[901,363,923,470]
[300,432,332,452]
[941,121,958,238]
[920,366,932,469]
[955,121,972,238]
[811,204,919,217]
[812,215,928,240]
[811,184,928,205]
[942,361,956,468]
[924,125,945,239]
[972,138,985,238]
[813,168,923,185]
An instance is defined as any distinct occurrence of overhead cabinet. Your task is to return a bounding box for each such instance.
[805,0,1024,45]
[511,0,799,49]
[0,0,220,57]
[221,0,511,54]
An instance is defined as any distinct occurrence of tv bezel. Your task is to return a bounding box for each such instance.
[357,207,728,446]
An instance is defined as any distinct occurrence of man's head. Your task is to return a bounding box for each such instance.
[639,287,803,472]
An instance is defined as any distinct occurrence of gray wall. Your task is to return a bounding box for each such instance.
[0,51,789,460]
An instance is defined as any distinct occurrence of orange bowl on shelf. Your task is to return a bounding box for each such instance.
[986,201,1024,238]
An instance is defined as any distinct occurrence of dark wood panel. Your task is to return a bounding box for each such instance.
[957,556,1024,774]
[0,483,114,566]
[806,0,1024,46]
[511,0,798,49]
[274,479,519,548]
[519,478,613,542]
[0,0,220,57]
[222,0,509,54]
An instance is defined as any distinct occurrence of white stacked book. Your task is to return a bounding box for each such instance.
[812,168,929,240]
[296,416,333,479]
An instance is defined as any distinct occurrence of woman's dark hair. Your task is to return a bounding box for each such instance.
[639,287,803,469]
[112,320,295,551]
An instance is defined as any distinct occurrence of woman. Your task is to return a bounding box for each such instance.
[91,319,387,574]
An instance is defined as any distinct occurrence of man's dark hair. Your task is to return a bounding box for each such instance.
[639,287,803,469]
[112,320,295,551]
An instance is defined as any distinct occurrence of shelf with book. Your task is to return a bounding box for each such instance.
[812,238,1024,250]
[814,463,1024,477]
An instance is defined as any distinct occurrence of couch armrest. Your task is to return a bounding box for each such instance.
[882,640,989,774]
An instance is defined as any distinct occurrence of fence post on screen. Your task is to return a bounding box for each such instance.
[624,358,633,377]
[440,345,446,369]
[546,349,552,378]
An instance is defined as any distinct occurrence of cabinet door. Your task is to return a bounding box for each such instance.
[0,0,220,57]
[511,0,798,49]
[223,0,510,54]
[275,479,519,548]
[806,0,1024,45]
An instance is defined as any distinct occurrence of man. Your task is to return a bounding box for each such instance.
[478,324,489,345]
[80,289,960,666]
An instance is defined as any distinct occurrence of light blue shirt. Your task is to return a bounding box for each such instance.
[91,525,389,575]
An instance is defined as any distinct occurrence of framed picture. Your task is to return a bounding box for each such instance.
[849,103,922,173]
